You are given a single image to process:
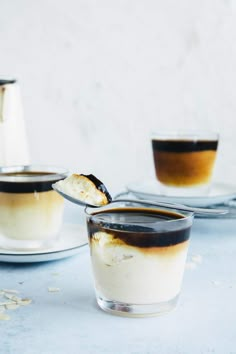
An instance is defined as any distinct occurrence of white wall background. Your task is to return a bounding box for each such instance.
[0,0,235,194]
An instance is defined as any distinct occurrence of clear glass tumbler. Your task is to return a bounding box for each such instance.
[151,131,219,196]
[86,201,194,317]
[0,165,68,250]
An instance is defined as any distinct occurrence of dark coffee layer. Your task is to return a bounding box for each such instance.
[87,208,191,247]
[152,139,218,153]
[0,172,65,193]
[0,79,16,85]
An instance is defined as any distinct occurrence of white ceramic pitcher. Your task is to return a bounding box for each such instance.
[0,79,30,166]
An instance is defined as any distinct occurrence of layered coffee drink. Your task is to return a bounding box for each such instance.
[152,132,219,195]
[86,202,193,316]
[0,166,68,250]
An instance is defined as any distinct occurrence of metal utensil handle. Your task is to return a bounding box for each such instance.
[113,198,228,215]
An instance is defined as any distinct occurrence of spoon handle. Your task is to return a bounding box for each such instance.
[53,183,228,216]
[113,198,228,215]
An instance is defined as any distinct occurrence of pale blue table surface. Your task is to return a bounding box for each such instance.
[1,204,236,354]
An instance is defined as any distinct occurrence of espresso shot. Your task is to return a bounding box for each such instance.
[151,133,219,196]
[86,203,193,316]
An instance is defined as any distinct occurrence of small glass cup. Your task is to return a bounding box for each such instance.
[86,201,194,317]
[0,165,68,250]
[151,131,219,196]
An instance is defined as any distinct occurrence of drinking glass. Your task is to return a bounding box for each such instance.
[0,165,68,250]
[86,201,194,317]
[151,131,219,196]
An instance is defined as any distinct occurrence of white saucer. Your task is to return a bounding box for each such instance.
[126,180,236,207]
[0,223,88,263]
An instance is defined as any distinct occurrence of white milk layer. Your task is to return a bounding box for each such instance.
[0,191,64,240]
[90,232,189,304]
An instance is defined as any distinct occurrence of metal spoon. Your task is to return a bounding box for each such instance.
[52,183,228,216]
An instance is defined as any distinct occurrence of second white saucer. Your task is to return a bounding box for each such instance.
[127,180,236,207]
